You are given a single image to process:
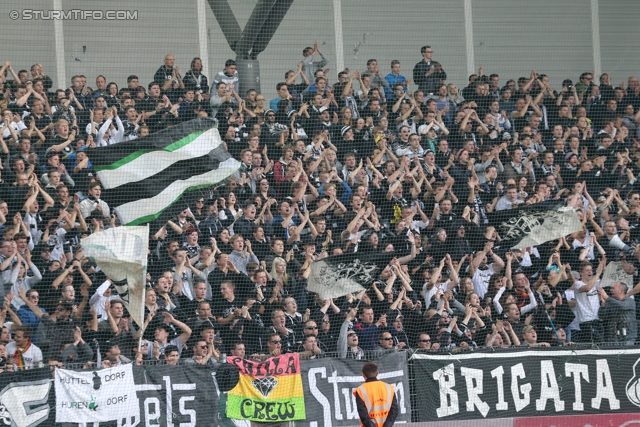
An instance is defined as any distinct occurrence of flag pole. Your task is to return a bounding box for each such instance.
[138,225,149,353]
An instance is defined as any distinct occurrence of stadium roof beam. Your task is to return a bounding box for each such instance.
[207,0,295,93]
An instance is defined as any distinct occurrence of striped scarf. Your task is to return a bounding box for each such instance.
[13,341,32,370]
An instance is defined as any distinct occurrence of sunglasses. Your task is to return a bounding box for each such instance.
[305,326,318,330]
[270,340,282,344]
[347,334,357,338]
[199,345,208,349]
[420,339,431,343]
[381,337,393,341]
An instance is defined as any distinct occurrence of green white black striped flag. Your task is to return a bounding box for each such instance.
[88,117,240,226]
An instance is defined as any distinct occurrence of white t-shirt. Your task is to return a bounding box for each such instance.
[145,336,184,358]
[1,120,26,138]
[6,342,43,369]
[423,281,449,306]
[564,289,581,331]
[472,265,495,299]
[574,280,600,324]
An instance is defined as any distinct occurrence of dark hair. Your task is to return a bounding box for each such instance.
[164,345,179,357]
[127,75,139,83]
[362,361,379,379]
[225,59,236,68]
[15,325,34,339]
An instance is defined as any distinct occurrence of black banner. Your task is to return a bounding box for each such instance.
[122,364,220,427]
[0,368,53,427]
[299,352,412,427]
[413,347,640,422]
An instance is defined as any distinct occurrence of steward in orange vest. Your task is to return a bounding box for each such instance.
[353,361,399,427]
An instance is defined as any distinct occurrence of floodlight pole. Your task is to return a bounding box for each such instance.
[207,0,295,95]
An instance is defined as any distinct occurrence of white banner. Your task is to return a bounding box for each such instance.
[81,226,149,328]
[55,365,139,423]
[600,261,634,288]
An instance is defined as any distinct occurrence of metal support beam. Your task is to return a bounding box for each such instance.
[53,0,67,88]
[464,0,475,76]
[207,0,295,93]
[197,0,211,82]
[206,0,243,54]
[332,0,345,73]
[590,0,602,77]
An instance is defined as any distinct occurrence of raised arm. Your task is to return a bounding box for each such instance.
[163,312,192,345]
[18,288,44,318]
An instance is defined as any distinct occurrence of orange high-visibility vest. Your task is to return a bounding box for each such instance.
[354,380,395,427]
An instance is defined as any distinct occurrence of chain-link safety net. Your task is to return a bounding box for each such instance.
[1,0,640,426]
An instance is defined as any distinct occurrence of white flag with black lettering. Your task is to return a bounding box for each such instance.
[55,364,139,423]
[81,226,148,328]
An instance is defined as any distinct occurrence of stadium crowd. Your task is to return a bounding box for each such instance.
[0,42,640,371]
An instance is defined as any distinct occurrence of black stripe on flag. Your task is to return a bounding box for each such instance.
[88,117,217,169]
[100,144,230,208]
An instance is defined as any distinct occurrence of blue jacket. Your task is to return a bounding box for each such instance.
[384,73,407,100]
[17,306,45,344]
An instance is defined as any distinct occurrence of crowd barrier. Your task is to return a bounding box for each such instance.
[1,349,640,426]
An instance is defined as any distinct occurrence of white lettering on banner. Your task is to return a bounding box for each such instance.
[117,376,196,427]
[461,367,489,417]
[308,367,407,427]
[0,380,50,427]
[340,388,359,420]
[490,366,508,410]
[434,364,459,418]
[592,359,620,410]
[308,367,332,427]
[511,363,531,412]
[432,359,622,418]
[536,361,564,411]
[179,396,196,426]
[144,397,161,426]
[566,363,589,411]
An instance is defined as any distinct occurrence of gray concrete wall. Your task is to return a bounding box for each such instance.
[0,0,636,99]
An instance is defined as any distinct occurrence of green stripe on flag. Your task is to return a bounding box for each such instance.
[123,182,217,226]
[226,394,306,421]
[113,161,240,226]
[93,130,206,172]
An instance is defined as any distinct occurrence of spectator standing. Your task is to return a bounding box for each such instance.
[574,258,606,343]
[413,45,446,95]
[598,281,636,345]
[301,42,328,85]
[214,59,239,95]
